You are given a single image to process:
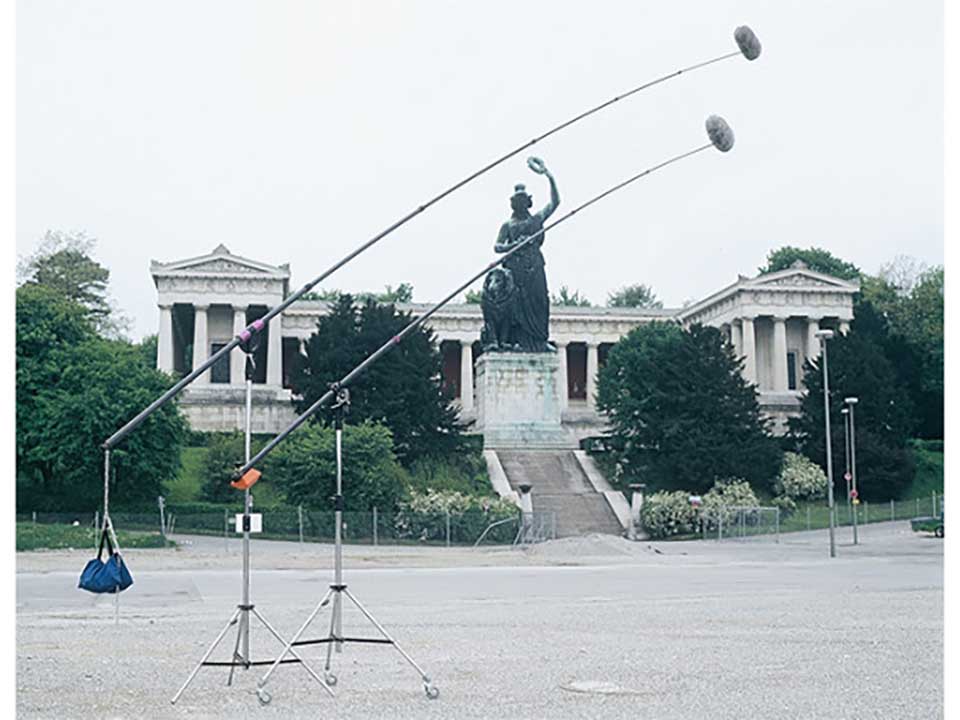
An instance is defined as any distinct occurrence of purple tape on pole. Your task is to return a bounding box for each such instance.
[253,319,265,331]
[240,330,252,342]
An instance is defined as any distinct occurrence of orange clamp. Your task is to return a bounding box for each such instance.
[230,468,261,490]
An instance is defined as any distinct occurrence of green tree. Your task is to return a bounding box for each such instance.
[17,231,127,335]
[759,246,861,280]
[463,288,483,304]
[596,322,782,494]
[263,421,408,511]
[789,328,915,501]
[16,287,188,511]
[606,283,663,309]
[302,283,414,304]
[291,294,460,465]
[550,285,591,307]
[200,432,267,503]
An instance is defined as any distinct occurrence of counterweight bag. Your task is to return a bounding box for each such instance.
[78,528,133,594]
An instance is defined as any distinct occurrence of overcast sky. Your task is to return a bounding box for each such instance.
[16,0,943,341]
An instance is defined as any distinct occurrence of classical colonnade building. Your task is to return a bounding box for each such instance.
[152,245,858,440]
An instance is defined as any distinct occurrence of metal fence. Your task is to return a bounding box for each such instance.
[786,492,945,533]
[16,506,554,548]
[699,506,780,543]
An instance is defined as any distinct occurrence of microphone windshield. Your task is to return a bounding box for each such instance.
[734,25,762,61]
[705,115,735,152]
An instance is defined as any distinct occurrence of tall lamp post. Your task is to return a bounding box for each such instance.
[845,397,860,545]
[815,329,837,558]
[841,408,851,519]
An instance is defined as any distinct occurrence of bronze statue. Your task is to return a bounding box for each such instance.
[480,157,560,352]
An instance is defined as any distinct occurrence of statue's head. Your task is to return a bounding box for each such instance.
[510,184,533,213]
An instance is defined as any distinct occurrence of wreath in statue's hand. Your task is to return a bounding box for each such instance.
[527,157,548,175]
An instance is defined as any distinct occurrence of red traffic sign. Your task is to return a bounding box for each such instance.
[849,488,858,499]
[844,472,852,482]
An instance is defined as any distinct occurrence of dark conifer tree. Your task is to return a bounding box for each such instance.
[291,294,460,465]
[596,321,781,494]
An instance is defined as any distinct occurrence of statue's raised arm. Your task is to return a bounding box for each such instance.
[528,157,560,224]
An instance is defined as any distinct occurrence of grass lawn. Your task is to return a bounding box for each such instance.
[907,442,944,498]
[16,522,173,552]
[162,445,208,503]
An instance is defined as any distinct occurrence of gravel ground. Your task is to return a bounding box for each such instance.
[17,521,943,719]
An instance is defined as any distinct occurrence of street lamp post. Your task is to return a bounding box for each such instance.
[816,329,837,558]
[841,407,851,523]
[845,397,860,545]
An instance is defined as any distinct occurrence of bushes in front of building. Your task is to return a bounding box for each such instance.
[393,489,517,542]
[774,452,827,503]
[640,478,762,539]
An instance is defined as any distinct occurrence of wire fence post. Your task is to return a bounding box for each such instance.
[806,505,811,532]
[373,507,379,546]
[223,508,229,552]
[916,498,920,517]
[775,507,780,543]
[445,510,451,547]
[864,501,869,525]
[718,514,723,542]
[932,491,937,517]
[890,499,895,522]
[32,510,37,525]
[157,496,167,540]
[297,504,304,545]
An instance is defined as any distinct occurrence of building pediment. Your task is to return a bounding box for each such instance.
[747,268,859,291]
[151,244,290,280]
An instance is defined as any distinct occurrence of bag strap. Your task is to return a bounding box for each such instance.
[97,526,117,560]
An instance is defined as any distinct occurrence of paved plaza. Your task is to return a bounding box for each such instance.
[17,521,942,719]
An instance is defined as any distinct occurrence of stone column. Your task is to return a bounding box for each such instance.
[192,304,210,384]
[230,305,247,386]
[731,320,743,358]
[839,320,851,335]
[586,343,599,409]
[459,340,474,412]
[556,342,569,411]
[157,304,174,373]
[741,317,757,385]
[266,311,283,386]
[806,318,821,362]
[772,316,789,392]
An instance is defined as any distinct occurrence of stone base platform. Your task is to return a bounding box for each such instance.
[475,352,572,449]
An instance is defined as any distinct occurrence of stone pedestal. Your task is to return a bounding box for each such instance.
[475,352,568,449]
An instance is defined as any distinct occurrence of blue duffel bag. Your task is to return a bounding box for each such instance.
[78,529,133,594]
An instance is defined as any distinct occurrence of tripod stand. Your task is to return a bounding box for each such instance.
[171,349,332,704]
[254,387,439,705]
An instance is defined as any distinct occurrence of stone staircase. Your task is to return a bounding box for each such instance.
[496,450,623,538]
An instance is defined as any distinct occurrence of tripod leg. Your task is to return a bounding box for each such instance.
[171,608,242,705]
[250,607,335,698]
[227,615,243,686]
[256,587,334,693]
[342,588,439,699]
[323,593,339,684]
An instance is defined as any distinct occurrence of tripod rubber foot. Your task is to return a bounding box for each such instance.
[425,684,440,700]
[256,687,272,706]
[324,672,338,686]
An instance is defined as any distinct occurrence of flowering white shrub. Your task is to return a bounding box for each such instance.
[393,490,517,542]
[775,452,827,501]
[640,491,700,539]
[701,478,760,531]
[771,494,797,517]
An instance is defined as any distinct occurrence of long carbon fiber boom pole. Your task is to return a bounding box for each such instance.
[234,142,715,479]
[102,35,757,451]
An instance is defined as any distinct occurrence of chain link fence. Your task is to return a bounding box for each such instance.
[699,506,781,543]
[783,492,945,533]
[16,506,551,547]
